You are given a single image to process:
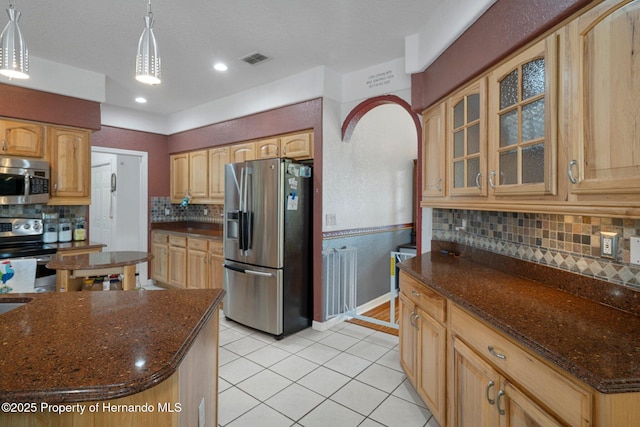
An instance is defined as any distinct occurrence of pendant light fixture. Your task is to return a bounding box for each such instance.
[0,2,28,79]
[135,0,161,85]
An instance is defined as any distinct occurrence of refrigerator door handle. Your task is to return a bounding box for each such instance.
[224,263,246,274]
[223,263,273,278]
[245,269,273,277]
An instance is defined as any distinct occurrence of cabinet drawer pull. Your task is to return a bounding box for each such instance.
[414,314,420,331]
[411,289,420,297]
[568,160,578,184]
[489,171,496,189]
[488,345,506,360]
[496,389,506,415]
[485,380,496,405]
[475,172,482,190]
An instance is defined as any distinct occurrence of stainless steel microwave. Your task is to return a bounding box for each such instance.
[0,157,50,204]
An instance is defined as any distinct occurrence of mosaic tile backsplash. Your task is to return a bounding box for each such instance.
[432,209,640,290]
[150,197,223,224]
[0,204,87,221]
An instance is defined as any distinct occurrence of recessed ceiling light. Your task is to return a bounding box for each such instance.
[213,62,228,71]
[135,97,147,103]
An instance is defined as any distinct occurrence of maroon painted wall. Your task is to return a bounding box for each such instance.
[0,83,101,129]
[168,98,323,153]
[91,126,170,199]
[411,0,594,112]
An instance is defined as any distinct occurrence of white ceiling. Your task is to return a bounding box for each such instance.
[7,1,491,117]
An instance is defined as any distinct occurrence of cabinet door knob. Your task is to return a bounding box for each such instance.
[1,140,6,151]
[488,345,506,360]
[568,160,578,184]
[485,380,496,405]
[489,171,496,189]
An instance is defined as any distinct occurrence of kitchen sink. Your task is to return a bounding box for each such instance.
[0,302,26,315]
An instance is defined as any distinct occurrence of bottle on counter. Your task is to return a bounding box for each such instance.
[73,217,86,241]
[58,218,72,242]
[43,213,58,243]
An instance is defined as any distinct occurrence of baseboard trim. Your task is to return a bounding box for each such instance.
[312,292,392,331]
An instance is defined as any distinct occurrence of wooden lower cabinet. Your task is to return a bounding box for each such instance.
[450,304,592,427]
[187,237,209,289]
[208,240,224,290]
[168,235,187,288]
[399,274,446,425]
[151,230,224,290]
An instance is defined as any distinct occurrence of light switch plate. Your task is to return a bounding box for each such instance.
[631,236,640,266]
[600,232,619,259]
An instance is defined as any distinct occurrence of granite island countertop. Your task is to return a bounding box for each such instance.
[398,249,640,394]
[0,288,224,403]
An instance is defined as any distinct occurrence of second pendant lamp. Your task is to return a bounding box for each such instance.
[135,0,161,85]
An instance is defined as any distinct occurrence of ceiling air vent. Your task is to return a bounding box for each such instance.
[240,52,270,65]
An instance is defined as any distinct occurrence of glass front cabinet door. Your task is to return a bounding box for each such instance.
[488,36,558,196]
[447,79,487,197]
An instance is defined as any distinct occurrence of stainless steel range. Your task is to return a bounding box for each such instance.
[0,217,58,292]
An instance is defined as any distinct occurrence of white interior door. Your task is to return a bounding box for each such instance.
[90,153,117,249]
[91,148,149,287]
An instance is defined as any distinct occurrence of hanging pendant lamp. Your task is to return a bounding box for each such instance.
[0,2,28,79]
[135,0,161,85]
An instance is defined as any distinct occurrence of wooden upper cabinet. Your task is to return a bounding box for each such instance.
[0,119,44,157]
[46,126,91,205]
[209,147,228,201]
[566,0,640,199]
[257,137,280,159]
[421,103,446,199]
[229,142,256,163]
[170,153,189,203]
[448,79,487,197]
[487,36,558,196]
[281,132,313,159]
[256,132,313,160]
[188,150,209,199]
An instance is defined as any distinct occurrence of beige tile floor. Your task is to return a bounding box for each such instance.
[218,311,441,427]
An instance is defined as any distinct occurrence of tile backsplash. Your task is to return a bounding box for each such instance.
[432,209,640,290]
[0,204,87,220]
[150,197,223,224]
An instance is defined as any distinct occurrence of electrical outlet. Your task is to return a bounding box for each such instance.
[198,397,205,427]
[326,213,336,226]
[455,219,467,232]
[164,208,170,216]
[600,232,619,259]
[204,208,208,216]
[631,236,640,266]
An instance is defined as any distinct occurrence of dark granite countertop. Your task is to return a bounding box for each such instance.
[0,288,224,403]
[52,240,106,252]
[398,249,640,394]
[151,222,222,240]
[46,251,153,270]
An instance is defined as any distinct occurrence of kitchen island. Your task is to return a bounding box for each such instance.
[0,288,223,426]
[398,242,640,426]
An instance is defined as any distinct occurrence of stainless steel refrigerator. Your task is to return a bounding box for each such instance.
[223,158,312,338]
